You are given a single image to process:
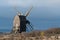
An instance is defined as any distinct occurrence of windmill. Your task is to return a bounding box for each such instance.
[12,6,34,33]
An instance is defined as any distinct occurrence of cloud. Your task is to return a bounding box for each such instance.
[0,0,60,7]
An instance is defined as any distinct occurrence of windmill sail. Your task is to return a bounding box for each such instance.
[25,6,33,17]
[14,7,22,15]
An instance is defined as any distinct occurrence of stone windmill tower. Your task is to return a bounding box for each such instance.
[12,7,33,33]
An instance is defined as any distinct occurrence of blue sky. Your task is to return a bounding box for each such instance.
[0,0,60,18]
[0,0,60,31]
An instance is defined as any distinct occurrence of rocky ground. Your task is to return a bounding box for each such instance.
[0,28,60,40]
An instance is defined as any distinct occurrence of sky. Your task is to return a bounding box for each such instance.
[0,0,60,32]
[0,0,60,7]
[0,0,60,18]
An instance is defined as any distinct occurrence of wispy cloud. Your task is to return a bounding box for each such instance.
[0,0,60,7]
